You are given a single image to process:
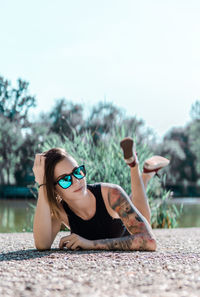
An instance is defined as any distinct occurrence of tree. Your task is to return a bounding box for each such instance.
[0,77,36,127]
[84,102,123,143]
[48,99,155,145]
[190,100,200,120]
[0,76,36,184]
[188,101,200,176]
[0,116,23,184]
[49,99,84,141]
[154,126,198,197]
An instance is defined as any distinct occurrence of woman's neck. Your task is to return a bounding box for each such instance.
[64,189,95,220]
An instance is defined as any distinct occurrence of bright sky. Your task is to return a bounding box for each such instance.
[1,0,200,139]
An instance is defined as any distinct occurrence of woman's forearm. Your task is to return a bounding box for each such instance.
[33,187,53,250]
[92,233,156,251]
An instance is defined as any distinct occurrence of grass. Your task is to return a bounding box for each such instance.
[41,126,181,229]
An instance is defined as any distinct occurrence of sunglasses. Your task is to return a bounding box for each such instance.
[54,165,86,189]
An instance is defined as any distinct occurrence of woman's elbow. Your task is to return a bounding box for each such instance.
[33,233,52,251]
[35,242,51,251]
[146,237,157,251]
[133,234,157,251]
[34,237,52,251]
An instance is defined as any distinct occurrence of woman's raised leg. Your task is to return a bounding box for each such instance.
[130,165,151,223]
[120,137,151,223]
[120,138,170,224]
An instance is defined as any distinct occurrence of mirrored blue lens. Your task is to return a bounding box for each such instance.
[73,165,86,179]
[58,175,72,189]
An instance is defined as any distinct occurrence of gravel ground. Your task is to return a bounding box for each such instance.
[0,228,200,297]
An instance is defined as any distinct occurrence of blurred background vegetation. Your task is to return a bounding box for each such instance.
[1,75,200,230]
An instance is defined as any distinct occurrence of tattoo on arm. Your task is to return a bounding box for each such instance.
[93,234,150,251]
[91,187,156,251]
[108,187,149,235]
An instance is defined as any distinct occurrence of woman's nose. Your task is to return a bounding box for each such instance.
[72,175,81,185]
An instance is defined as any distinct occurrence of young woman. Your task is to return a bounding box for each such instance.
[33,137,169,251]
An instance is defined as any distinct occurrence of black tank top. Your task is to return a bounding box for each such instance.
[61,183,130,240]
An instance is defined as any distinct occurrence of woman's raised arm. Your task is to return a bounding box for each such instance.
[32,154,61,250]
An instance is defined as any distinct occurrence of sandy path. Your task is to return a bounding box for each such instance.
[0,228,200,297]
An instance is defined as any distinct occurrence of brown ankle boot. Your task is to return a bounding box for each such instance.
[120,137,138,167]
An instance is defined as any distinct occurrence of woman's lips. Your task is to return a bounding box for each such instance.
[74,186,83,192]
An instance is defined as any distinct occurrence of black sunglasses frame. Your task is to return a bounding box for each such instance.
[54,165,86,189]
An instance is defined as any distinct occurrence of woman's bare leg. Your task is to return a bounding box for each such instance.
[130,165,151,223]
[142,172,154,190]
[120,138,151,223]
[130,157,170,221]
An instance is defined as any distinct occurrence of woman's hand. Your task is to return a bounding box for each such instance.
[59,233,94,250]
[32,153,46,185]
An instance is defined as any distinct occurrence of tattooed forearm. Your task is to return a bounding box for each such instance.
[102,186,157,251]
[108,187,151,235]
[92,234,154,251]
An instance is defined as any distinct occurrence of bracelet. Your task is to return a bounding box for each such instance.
[38,183,46,188]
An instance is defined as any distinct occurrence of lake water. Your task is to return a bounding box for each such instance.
[0,199,36,233]
[168,198,200,228]
[0,198,200,232]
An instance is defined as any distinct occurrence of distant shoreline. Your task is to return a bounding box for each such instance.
[1,184,200,199]
[0,185,36,199]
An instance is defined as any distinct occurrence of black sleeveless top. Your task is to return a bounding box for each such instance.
[61,183,130,240]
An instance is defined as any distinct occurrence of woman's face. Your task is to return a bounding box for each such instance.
[54,156,87,200]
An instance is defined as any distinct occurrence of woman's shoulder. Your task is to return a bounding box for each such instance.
[98,183,121,219]
[98,182,121,191]
[87,183,122,201]
[87,182,118,193]
[89,182,120,197]
[87,182,119,188]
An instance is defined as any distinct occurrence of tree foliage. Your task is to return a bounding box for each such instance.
[0,77,36,184]
[153,100,200,195]
[1,75,200,199]
[0,76,36,127]
[49,99,84,140]
[157,128,198,185]
[190,100,200,120]
[1,75,191,228]
[0,116,23,184]
[187,101,200,176]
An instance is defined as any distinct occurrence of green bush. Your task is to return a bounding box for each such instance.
[148,178,182,228]
[41,126,181,229]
